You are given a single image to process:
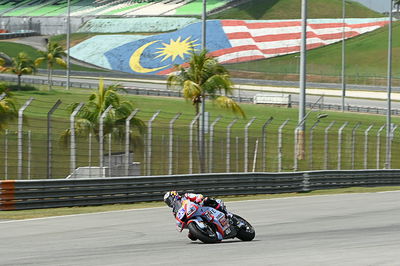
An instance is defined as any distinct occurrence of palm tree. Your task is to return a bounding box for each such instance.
[61,79,145,149]
[167,50,245,118]
[1,52,36,89]
[167,50,245,172]
[0,83,17,131]
[35,41,66,90]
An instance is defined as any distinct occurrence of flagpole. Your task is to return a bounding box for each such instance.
[66,0,71,90]
[341,0,346,112]
[202,0,206,49]
[297,0,307,160]
[200,0,206,172]
[385,0,393,168]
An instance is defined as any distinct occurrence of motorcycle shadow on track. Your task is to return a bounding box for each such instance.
[188,239,260,245]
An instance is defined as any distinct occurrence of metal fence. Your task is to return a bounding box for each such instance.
[1,95,400,180]
[1,170,400,210]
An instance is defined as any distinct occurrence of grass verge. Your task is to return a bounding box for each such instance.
[226,22,400,82]
[1,186,399,220]
[210,0,382,20]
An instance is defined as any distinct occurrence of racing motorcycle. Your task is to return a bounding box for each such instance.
[174,199,255,243]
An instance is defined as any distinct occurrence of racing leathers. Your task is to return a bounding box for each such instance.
[170,193,230,241]
[180,193,229,216]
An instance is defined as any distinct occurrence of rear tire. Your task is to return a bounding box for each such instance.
[188,222,219,244]
[233,214,255,241]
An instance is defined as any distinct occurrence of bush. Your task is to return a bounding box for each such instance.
[5,83,38,91]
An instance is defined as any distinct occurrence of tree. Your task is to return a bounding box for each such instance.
[166,50,245,118]
[0,83,17,131]
[61,79,145,149]
[1,52,36,89]
[167,50,245,172]
[35,41,66,90]
[395,0,400,17]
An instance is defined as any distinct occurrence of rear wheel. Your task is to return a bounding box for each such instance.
[233,214,255,241]
[188,222,219,244]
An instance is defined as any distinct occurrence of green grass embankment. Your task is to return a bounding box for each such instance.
[0,42,105,72]
[225,22,400,85]
[210,0,382,20]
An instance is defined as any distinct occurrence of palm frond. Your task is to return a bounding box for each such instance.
[214,96,246,118]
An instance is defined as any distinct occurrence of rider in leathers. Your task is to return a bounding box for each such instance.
[163,191,231,240]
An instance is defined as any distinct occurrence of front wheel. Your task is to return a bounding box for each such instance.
[188,222,219,244]
[233,214,255,241]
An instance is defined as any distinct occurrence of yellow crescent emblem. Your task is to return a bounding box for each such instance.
[129,40,169,73]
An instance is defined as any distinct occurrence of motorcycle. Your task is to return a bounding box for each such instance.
[174,199,255,243]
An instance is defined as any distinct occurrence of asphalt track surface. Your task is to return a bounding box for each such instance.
[1,191,400,266]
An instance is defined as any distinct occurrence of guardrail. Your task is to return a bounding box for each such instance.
[1,74,398,113]
[1,170,400,211]
[0,30,37,40]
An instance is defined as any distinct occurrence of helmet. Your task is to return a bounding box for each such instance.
[164,191,180,208]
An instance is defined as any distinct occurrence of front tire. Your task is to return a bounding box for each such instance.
[233,214,255,241]
[188,222,219,244]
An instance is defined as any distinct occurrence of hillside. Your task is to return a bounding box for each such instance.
[225,21,400,84]
[210,0,383,20]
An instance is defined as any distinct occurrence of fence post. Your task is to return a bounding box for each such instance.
[189,113,201,174]
[209,116,222,173]
[324,121,335,170]
[337,122,349,170]
[226,118,238,172]
[387,125,398,169]
[108,134,112,177]
[351,122,361,169]
[262,117,273,172]
[99,105,112,177]
[18,97,34,180]
[244,117,256,172]
[28,131,31,179]
[88,133,92,178]
[376,125,385,169]
[364,124,373,169]
[252,139,259,172]
[147,111,160,176]
[308,119,321,170]
[4,129,8,180]
[169,113,181,175]
[278,119,290,172]
[125,109,139,176]
[236,136,239,172]
[70,103,84,176]
[47,99,61,179]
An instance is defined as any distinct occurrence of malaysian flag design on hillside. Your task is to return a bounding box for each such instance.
[104,18,389,75]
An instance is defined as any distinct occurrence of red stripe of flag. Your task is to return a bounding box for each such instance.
[227,31,359,42]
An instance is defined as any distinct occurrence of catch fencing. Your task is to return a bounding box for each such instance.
[1,93,400,180]
[1,170,400,210]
